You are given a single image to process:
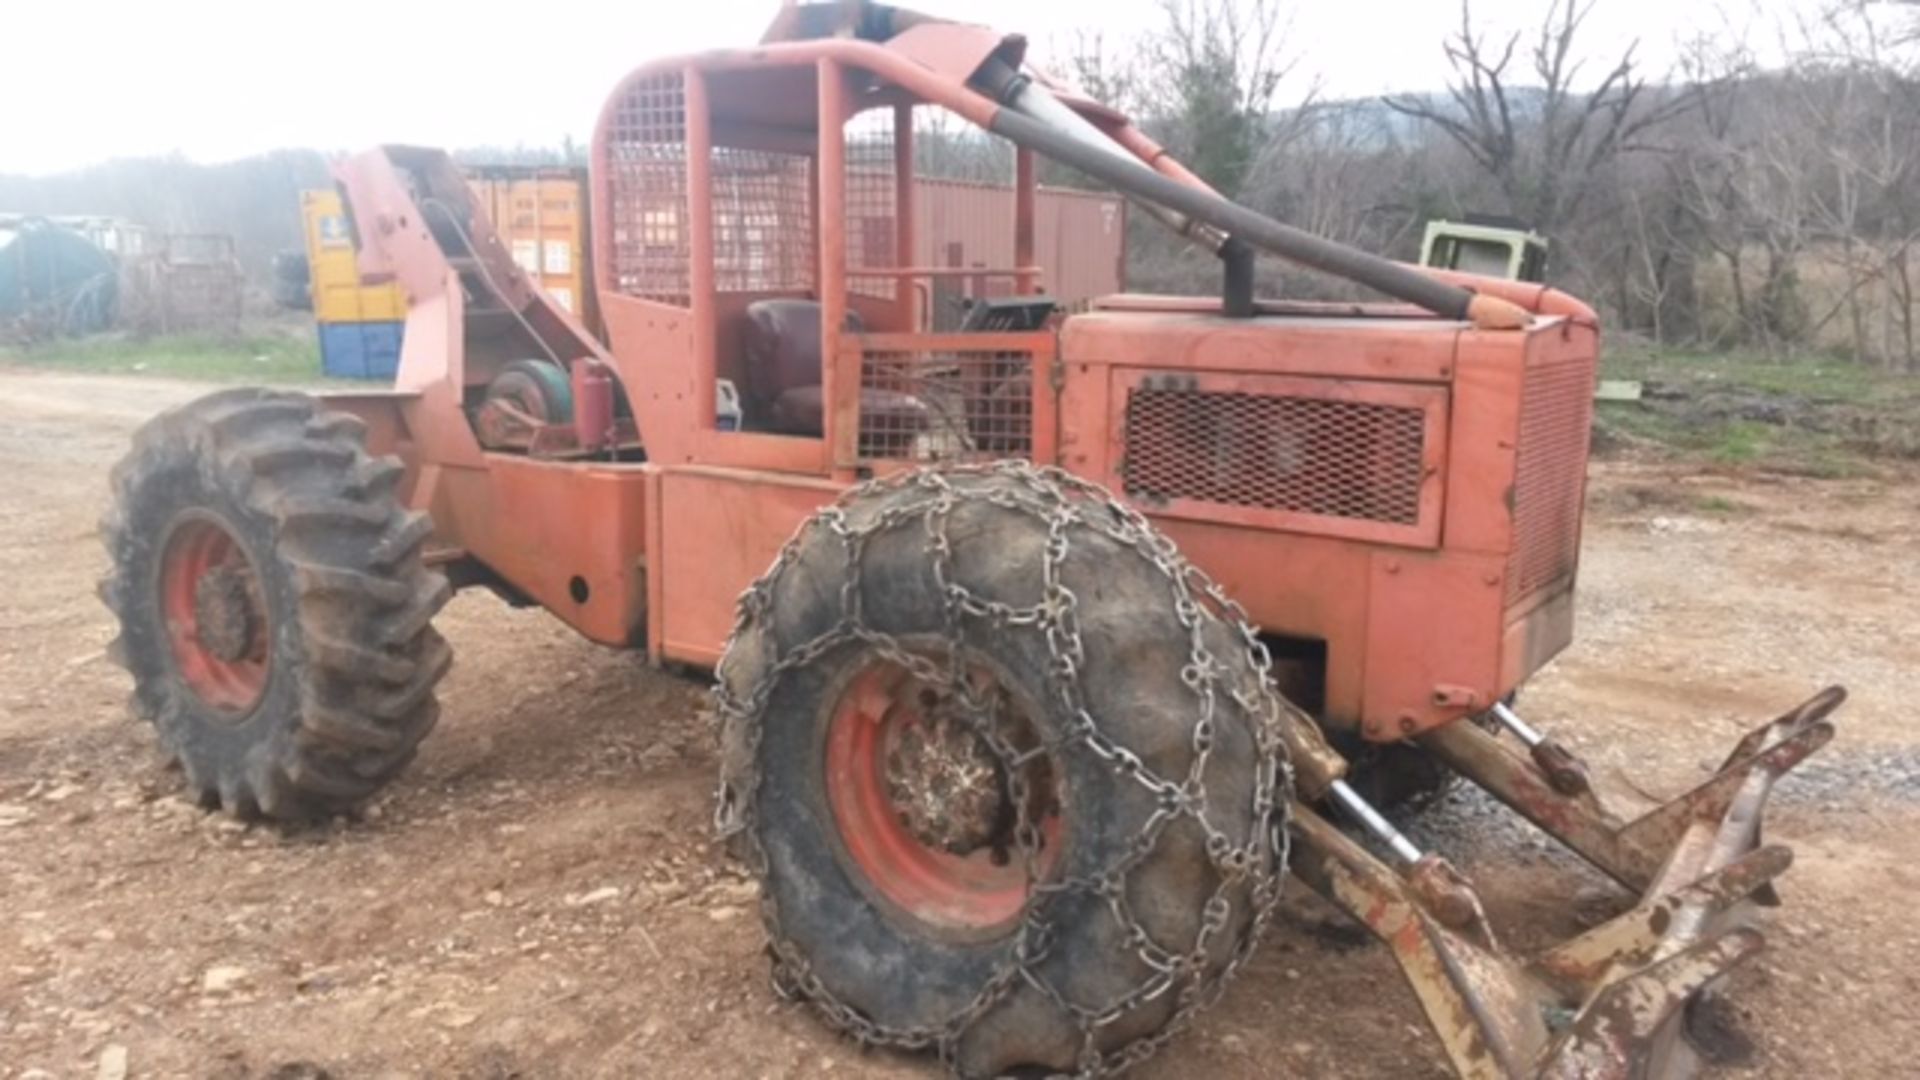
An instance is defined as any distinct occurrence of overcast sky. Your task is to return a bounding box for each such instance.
[2,0,1811,176]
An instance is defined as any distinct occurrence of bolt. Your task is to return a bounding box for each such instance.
[1384,559,1401,575]
[1398,713,1418,734]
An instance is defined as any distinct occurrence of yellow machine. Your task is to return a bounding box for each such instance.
[301,188,407,324]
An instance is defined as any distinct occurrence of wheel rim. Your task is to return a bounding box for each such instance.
[824,654,1062,935]
[158,513,270,715]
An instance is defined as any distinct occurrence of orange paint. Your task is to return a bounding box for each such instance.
[319,12,1599,751]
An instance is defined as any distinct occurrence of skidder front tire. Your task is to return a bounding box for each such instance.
[715,464,1292,1077]
[99,388,451,821]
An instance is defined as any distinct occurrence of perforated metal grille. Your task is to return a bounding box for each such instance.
[1123,388,1426,525]
[846,109,897,301]
[858,346,1033,461]
[607,73,690,304]
[713,148,814,293]
[1507,356,1594,603]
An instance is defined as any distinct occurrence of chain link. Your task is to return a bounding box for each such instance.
[713,462,1295,1076]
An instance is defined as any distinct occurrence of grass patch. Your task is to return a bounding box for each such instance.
[0,331,328,384]
[1604,343,1920,407]
[1709,421,1766,464]
[1693,494,1752,516]
[1597,343,1919,475]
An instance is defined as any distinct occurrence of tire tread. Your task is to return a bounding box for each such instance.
[99,389,451,820]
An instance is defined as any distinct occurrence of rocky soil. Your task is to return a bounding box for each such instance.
[2,369,1915,1078]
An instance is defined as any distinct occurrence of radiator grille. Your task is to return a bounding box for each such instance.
[1507,357,1595,604]
[1123,388,1426,525]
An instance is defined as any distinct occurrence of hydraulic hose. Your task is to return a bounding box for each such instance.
[971,60,1526,327]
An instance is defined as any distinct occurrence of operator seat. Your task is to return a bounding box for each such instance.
[742,299,927,447]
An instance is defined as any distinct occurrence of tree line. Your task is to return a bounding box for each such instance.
[1068,0,1920,370]
[5,1,1915,369]
[0,146,580,291]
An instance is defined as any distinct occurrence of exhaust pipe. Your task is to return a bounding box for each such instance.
[970,58,1527,328]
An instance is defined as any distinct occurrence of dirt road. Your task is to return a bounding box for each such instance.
[2,367,1915,1079]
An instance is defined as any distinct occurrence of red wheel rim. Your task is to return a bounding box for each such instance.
[824,657,1062,934]
[158,514,270,715]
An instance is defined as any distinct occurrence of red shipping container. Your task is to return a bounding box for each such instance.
[912,178,1125,327]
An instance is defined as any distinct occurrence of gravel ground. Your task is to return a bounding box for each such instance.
[1,368,1915,1079]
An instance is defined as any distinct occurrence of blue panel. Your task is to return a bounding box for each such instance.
[318,321,405,380]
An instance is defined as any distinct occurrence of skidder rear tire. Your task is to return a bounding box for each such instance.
[715,464,1292,1077]
[99,388,451,821]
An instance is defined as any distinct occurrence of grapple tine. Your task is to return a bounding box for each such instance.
[1719,685,1847,770]
[1535,929,1765,1080]
[1531,844,1791,996]
[1613,721,1832,869]
[1336,688,1851,1079]
[1423,694,1839,895]
[1713,690,1841,908]
[1291,803,1782,1080]
[1528,841,1781,991]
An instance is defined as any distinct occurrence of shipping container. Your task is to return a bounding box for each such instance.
[318,320,404,380]
[302,189,407,324]
[912,178,1125,327]
[466,165,594,328]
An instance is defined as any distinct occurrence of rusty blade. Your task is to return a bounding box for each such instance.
[1295,685,1848,1080]
[1531,844,1791,996]
[1720,685,1847,769]
[1422,685,1844,897]
[1536,929,1765,1080]
[1603,720,1832,891]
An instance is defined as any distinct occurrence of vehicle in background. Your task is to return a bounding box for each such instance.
[0,215,121,337]
[1420,215,1549,282]
[270,250,312,311]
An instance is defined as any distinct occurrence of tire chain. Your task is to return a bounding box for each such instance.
[713,461,1295,1076]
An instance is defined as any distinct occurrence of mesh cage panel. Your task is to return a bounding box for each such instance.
[1123,388,1426,525]
[607,73,690,303]
[713,148,814,293]
[1507,356,1595,603]
[858,346,1033,461]
[846,109,897,301]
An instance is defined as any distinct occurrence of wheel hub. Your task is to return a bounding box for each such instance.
[824,653,1063,934]
[192,564,259,662]
[158,515,270,714]
[882,689,1009,857]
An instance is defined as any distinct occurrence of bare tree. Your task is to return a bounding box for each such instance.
[1060,30,1143,117]
[1075,0,1317,292]
[1795,2,1920,368]
[1882,0,1920,46]
[1142,0,1311,197]
[1383,0,1691,236]
[1238,101,1444,267]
